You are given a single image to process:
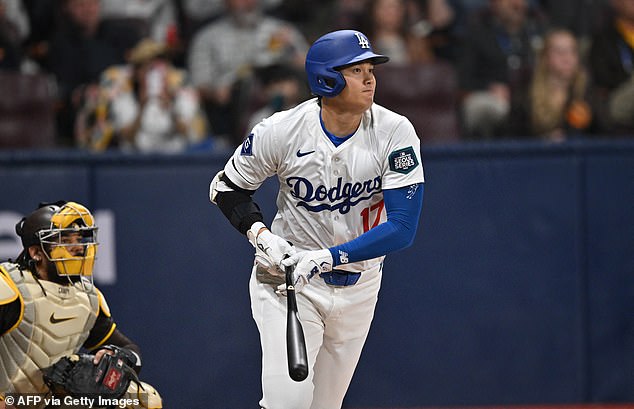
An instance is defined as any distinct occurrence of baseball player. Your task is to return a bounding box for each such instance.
[210,29,425,409]
[0,201,161,409]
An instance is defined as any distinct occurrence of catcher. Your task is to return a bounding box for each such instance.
[0,201,161,409]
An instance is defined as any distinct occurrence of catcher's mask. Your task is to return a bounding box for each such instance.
[16,201,98,282]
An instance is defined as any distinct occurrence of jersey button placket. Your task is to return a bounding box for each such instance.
[331,155,345,242]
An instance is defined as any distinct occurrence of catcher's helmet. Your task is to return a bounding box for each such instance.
[16,202,64,248]
[16,201,98,278]
[305,30,389,97]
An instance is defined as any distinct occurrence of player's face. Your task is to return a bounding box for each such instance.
[334,62,376,113]
[58,231,86,257]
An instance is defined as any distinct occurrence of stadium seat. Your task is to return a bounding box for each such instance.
[0,72,57,148]
[374,61,462,145]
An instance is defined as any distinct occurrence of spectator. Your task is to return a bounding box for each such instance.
[178,0,226,47]
[75,38,208,153]
[0,0,30,71]
[424,0,456,29]
[180,0,284,39]
[264,0,339,43]
[537,0,608,50]
[332,0,371,32]
[99,0,177,45]
[457,0,545,139]
[440,0,488,44]
[361,0,462,144]
[187,0,309,143]
[74,69,126,151]
[245,63,306,131]
[411,0,458,61]
[45,0,142,146]
[21,0,57,68]
[588,0,634,135]
[362,0,435,64]
[528,28,593,141]
[361,0,456,63]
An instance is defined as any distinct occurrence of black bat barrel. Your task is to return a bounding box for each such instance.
[285,266,309,382]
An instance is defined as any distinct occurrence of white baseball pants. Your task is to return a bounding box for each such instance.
[249,263,382,409]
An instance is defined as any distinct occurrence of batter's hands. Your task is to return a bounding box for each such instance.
[248,222,296,276]
[279,249,333,294]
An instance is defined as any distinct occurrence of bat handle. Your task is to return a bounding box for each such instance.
[285,261,294,288]
[285,265,309,382]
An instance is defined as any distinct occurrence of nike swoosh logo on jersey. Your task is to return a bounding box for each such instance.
[296,149,315,157]
[50,312,77,324]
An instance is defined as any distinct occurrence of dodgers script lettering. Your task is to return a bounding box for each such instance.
[286,176,382,214]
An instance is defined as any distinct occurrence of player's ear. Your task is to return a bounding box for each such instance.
[324,78,337,88]
[28,246,43,261]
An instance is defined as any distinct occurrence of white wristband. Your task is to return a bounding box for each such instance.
[247,221,267,247]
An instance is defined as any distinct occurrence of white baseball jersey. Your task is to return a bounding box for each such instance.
[223,97,425,272]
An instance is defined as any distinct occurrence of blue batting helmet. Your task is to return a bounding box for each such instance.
[305,30,389,97]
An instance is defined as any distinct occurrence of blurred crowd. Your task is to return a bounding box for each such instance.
[0,0,633,152]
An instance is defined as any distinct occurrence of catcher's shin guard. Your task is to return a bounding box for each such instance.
[125,382,162,409]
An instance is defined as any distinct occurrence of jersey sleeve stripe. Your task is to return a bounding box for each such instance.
[230,158,257,187]
[86,322,117,350]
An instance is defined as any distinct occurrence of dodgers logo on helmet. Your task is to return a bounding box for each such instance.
[354,32,370,49]
[305,30,389,98]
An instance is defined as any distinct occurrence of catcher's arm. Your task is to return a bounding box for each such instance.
[90,329,142,373]
[83,288,142,372]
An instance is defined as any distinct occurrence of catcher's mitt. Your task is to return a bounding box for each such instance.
[42,348,140,399]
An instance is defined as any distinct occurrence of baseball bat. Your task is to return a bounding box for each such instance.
[285,264,308,382]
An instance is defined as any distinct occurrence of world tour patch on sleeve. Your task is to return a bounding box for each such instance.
[240,133,254,156]
[389,146,419,174]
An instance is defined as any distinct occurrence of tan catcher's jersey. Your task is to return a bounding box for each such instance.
[223,98,425,273]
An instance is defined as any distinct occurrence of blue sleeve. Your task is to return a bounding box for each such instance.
[329,183,424,266]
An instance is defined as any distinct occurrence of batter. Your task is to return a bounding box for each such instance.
[210,29,425,409]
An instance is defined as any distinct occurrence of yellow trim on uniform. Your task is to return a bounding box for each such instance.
[87,322,117,350]
[95,288,111,317]
[0,264,25,334]
[0,266,19,305]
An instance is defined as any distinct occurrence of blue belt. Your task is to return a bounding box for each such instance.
[320,269,361,286]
